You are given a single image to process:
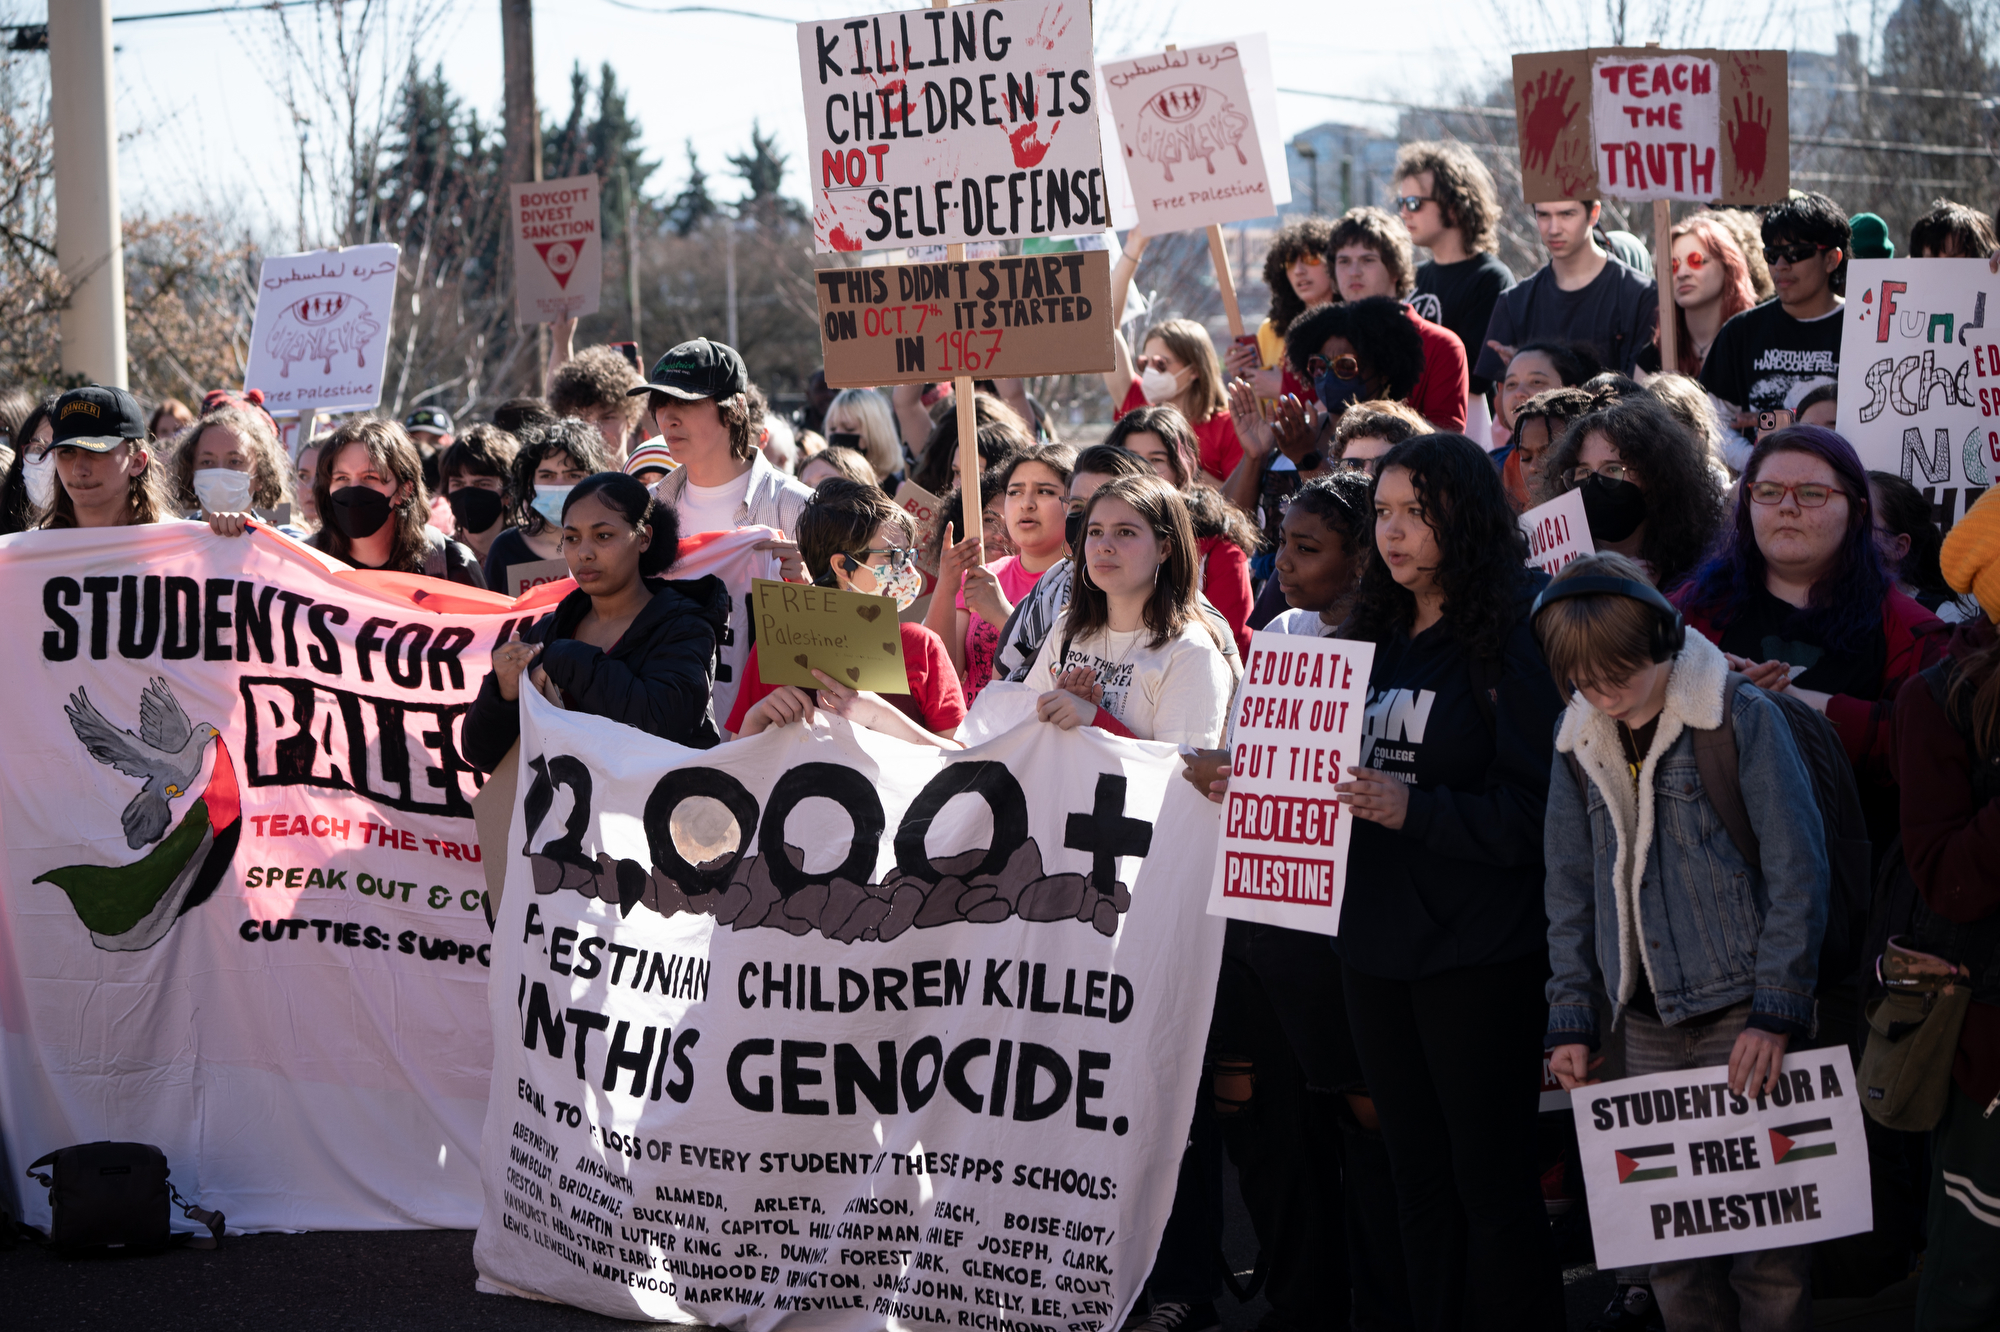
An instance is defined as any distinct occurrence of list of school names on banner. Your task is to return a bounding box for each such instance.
[474,689,1223,1328]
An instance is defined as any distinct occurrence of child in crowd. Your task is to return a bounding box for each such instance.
[1539,552,1830,1332]
[729,477,965,747]
[931,444,1074,699]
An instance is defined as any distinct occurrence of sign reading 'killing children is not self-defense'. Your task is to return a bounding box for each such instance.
[815,251,1113,386]
[797,0,1107,253]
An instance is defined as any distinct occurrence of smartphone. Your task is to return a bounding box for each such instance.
[610,341,643,375]
[1757,408,1794,436]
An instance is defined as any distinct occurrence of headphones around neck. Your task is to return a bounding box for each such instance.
[1530,574,1686,664]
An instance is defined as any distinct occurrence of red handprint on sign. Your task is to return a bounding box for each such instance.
[1520,69,1580,176]
[1728,93,1773,191]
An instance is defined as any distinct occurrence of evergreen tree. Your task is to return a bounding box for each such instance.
[666,140,719,236]
[727,122,808,227]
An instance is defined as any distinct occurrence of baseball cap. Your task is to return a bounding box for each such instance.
[49,385,148,453]
[630,337,748,402]
[404,405,455,436]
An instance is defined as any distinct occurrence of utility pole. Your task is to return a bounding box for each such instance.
[621,163,641,349]
[725,216,738,348]
[49,0,127,388]
[501,0,545,380]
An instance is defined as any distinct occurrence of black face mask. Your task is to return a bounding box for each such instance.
[328,485,395,540]
[1578,474,1648,544]
[1065,509,1085,553]
[827,431,864,452]
[446,485,505,533]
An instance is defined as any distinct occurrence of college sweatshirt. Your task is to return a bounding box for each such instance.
[1336,584,1565,980]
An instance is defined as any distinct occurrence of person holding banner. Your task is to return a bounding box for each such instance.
[37,386,177,531]
[1333,432,1566,1329]
[306,418,484,586]
[1542,395,1726,592]
[1105,233,1245,487]
[933,443,1076,700]
[465,471,729,770]
[168,399,304,539]
[1026,474,1236,748]
[1537,552,1830,1332]
[481,419,611,592]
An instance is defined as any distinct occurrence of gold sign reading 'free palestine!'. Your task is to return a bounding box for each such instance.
[815,250,1114,387]
[751,579,910,694]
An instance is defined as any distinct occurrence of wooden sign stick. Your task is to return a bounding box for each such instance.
[939,0,981,551]
[1653,199,1678,374]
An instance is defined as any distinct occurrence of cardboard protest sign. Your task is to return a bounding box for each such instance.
[894,479,946,579]
[1520,489,1595,575]
[510,174,602,325]
[1101,36,1290,233]
[1574,1047,1871,1271]
[244,244,400,414]
[472,687,1226,1324]
[1512,49,1787,204]
[506,557,572,598]
[1206,631,1374,935]
[816,252,1113,387]
[797,0,1107,253]
[1839,258,2000,529]
[751,578,909,693]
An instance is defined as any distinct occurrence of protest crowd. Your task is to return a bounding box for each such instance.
[5,33,2000,1332]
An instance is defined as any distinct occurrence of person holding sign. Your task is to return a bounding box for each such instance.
[1105,232,1245,486]
[1026,474,1236,747]
[1541,395,1725,591]
[464,472,730,771]
[728,478,965,749]
[1536,553,1830,1331]
[306,419,485,587]
[1334,432,1567,1328]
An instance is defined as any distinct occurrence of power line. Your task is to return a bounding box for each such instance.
[596,0,796,21]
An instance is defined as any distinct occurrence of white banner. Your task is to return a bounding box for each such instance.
[511,174,603,326]
[472,686,1225,1325]
[1839,257,2000,528]
[244,245,400,415]
[798,0,1107,253]
[1206,632,1372,935]
[1101,37,1289,233]
[0,523,514,1231]
[1574,1046,1872,1270]
[1520,489,1594,575]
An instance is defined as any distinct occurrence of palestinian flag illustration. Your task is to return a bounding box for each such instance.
[34,679,240,952]
[1769,1119,1837,1164]
[1615,1143,1678,1183]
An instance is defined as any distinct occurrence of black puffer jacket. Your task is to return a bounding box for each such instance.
[464,575,730,770]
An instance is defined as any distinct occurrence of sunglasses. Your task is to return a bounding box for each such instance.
[1334,455,1386,477]
[1394,196,1433,214]
[1306,354,1361,380]
[1669,250,1710,274]
[1288,252,1325,268]
[1763,242,1827,267]
[1747,480,1843,508]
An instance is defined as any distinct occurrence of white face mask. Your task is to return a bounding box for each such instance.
[1139,365,1183,405]
[24,452,56,511]
[530,485,572,525]
[193,467,255,515]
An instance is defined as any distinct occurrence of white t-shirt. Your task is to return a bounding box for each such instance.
[1026,619,1235,748]
[1265,607,1340,637]
[675,469,755,536]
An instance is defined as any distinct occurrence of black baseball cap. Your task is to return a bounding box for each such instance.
[404,405,454,436]
[49,385,148,452]
[630,337,748,402]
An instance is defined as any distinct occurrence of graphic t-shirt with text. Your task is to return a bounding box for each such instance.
[1025,620,1235,748]
[1699,298,1843,444]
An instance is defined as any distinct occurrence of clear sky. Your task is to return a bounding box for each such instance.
[20,0,1850,244]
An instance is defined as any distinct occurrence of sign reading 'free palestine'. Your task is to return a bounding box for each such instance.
[751,579,909,694]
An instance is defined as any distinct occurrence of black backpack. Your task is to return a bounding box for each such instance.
[24,1142,223,1255]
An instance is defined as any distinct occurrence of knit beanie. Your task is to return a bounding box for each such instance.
[624,440,677,477]
[1940,485,2000,612]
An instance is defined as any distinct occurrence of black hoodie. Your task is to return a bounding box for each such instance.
[463,574,730,771]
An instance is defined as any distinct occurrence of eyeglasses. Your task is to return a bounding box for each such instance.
[851,546,917,569]
[1670,250,1710,274]
[1394,196,1434,214]
[1306,354,1361,380]
[1334,455,1387,477]
[1763,242,1827,267]
[1747,480,1843,508]
[1568,463,1637,486]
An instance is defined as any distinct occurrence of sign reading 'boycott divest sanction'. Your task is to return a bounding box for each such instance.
[1206,631,1374,936]
[798,0,1107,253]
[1574,1047,1872,1271]
[472,687,1225,1325]
[1837,257,2000,529]
[1511,49,1787,204]
[816,251,1113,386]
[244,244,400,414]
[510,174,602,325]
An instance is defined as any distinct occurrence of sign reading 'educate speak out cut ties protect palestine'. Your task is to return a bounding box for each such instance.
[797,0,1107,253]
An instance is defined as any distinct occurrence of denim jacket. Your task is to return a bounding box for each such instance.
[1543,630,1829,1046]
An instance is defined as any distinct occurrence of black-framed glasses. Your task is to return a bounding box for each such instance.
[1747,480,1842,508]
[1394,196,1433,214]
[1306,354,1360,380]
[1763,241,1827,267]
[850,546,916,568]
[1568,462,1638,486]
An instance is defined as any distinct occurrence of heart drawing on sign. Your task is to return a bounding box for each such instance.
[883,642,896,654]
[846,668,861,683]
[793,654,810,668]
[856,604,881,622]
